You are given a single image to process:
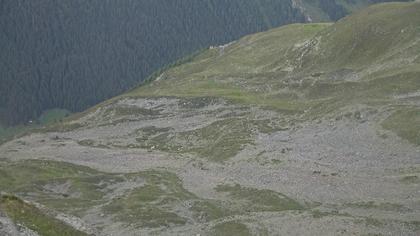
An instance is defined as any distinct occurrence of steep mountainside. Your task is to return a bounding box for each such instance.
[0,0,411,126]
[0,2,419,236]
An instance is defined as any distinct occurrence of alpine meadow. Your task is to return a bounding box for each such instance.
[0,1,419,236]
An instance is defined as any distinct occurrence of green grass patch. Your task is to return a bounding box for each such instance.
[364,217,385,227]
[124,23,330,113]
[215,184,304,212]
[38,109,71,125]
[311,209,334,219]
[112,106,161,117]
[77,139,109,149]
[0,195,87,236]
[182,118,254,162]
[103,171,194,228]
[400,175,419,184]
[299,2,420,71]
[177,96,222,109]
[382,108,420,145]
[0,159,125,216]
[190,200,232,221]
[134,117,280,162]
[38,122,84,133]
[103,171,236,227]
[0,159,243,229]
[345,201,405,212]
[211,221,251,236]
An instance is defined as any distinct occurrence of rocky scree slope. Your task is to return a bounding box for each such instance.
[1,2,420,236]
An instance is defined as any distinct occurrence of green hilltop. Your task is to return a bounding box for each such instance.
[125,2,420,145]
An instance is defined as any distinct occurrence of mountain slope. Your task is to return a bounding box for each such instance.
[126,1,420,145]
[0,2,419,235]
[298,0,413,21]
[0,0,304,126]
[0,0,412,126]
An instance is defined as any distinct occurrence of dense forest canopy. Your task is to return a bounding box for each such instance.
[0,0,412,126]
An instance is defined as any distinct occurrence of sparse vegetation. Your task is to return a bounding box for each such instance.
[38,109,71,125]
[103,171,195,228]
[215,184,304,212]
[132,117,284,161]
[400,175,419,184]
[190,200,231,221]
[382,108,420,145]
[0,195,88,236]
[1,2,419,235]
[211,221,251,236]
[0,124,31,145]
[345,201,406,212]
[0,159,125,215]
[0,109,71,145]
[126,3,420,126]
[113,106,161,117]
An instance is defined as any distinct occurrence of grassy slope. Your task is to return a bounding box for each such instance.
[300,2,420,70]
[124,2,420,145]
[127,23,330,113]
[30,3,420,146]
[0,159,304,232]
[300,1,413,22]
[0,195,87,236]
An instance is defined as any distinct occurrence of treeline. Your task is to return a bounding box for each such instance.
[0,0,408,125]
[0,0,306,125]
